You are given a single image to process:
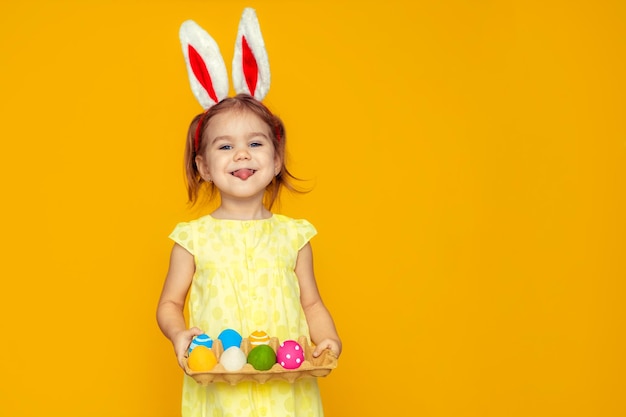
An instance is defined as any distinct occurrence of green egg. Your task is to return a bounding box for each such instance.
[247,344,277,371]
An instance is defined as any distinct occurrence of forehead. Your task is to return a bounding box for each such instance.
[206,108,269,136]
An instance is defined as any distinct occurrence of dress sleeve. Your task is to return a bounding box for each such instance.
[294,219,318,250]
[168,222,195,255]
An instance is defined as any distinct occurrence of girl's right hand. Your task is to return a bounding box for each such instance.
[172,326,204,370]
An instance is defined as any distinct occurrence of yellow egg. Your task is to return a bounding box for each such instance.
[249,330,270,348]
[188,345,217,371]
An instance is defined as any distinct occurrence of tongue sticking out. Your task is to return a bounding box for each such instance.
[232,169,255,180]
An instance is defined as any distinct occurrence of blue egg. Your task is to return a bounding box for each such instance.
[188,333,213,354]
[218,328,243,350]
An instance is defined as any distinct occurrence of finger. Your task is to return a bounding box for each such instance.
[177,354,187,370]
[189,327,204,336]
[313,342,329,358]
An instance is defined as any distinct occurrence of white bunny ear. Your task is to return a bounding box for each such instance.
[232,8,270,100]
[179,20,229,110]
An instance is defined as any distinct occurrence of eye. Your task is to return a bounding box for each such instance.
[250,142,263,148]
[218,144,233,150]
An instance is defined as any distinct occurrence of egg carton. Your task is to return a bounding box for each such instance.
[185,335,337,385]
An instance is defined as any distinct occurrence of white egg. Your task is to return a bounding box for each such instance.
[219,346,247,371]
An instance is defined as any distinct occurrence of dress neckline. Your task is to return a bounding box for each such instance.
[206,213,276,223]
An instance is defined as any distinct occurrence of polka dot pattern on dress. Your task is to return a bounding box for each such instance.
[170,214,324,416]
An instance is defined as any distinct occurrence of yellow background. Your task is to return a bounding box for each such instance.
[1,1,624,416]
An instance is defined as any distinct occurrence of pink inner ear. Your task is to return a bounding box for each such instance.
[188,44,218,103]
[242,36,258,96]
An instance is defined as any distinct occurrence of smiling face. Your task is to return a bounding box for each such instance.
[194,109,282,202]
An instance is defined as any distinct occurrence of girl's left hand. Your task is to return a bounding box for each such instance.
[312,338,342,359]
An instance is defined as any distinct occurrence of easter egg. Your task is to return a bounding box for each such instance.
[218,328,243,350]
[188,345,217,371]
[188,333,213,354]
[276,340,305,370]
[247,344,276,371]
[219,346,247,371]
[249,330,270,348]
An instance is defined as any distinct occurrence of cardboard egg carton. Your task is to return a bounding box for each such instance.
[185,335,337,385]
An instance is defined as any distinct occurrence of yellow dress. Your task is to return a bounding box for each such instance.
[169,214,324,417]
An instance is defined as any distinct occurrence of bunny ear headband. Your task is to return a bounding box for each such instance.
[179,8,271,151]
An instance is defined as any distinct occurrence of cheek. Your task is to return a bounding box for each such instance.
[196,155,216,177]
[204,154,222,170]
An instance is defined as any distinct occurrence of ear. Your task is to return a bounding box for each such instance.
[232,8,270,100]
[180,20,229,109]
[274,151,282,176]
[195,154,211,181]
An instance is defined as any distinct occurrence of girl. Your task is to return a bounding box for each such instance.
[156,94,342,416]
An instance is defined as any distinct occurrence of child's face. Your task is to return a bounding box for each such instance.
[195,109,281,200]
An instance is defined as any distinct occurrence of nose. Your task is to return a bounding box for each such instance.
[234,146,251,161]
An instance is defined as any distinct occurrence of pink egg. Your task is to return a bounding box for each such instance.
[276,340,305,369]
